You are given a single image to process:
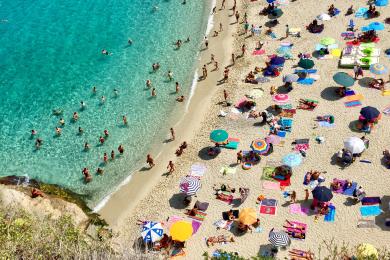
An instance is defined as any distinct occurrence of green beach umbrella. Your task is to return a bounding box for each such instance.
[210,129,229,144]
[333,72,355,87]
[320,37,336,46]
[298,59,315,69]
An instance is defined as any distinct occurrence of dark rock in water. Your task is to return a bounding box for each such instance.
[0,175,108,227]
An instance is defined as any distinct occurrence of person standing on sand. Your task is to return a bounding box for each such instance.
[167,161,175,174]
[223,67,230,82]
[219,22,223,32]
[304,189,309,201]
[285,24,289,38]
[237,150,243,164]
[170,128,175,141]
[221,0,226,9]
[175,82,180,93]
[146,154,155,168]
[212,6,216,14]
[204,37,209,49]
[223,89,229,103]
[231,53,235,64]
[235,11,239,23]
[241,44,246,56]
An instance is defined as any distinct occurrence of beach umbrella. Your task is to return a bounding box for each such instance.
[282,153,302,167]
[370,63,388,75]
[298,59,315,69]
[272,94,290,104]
[270,56,285,66]
[312,186,333,202]
[333,72,355,87]
[317,13,331,21]
[344,137,365,154]
[269,230,291,247]
[170,220,193,242]
[239,208,257,225]
[210,129,228,144]
[179,176,201,195]
[283,74,299,83]
[357,243,378,259]
[375,0,388,6]
[320,37,336,46]
[368,22,385,31]
[268,9,283,19]
[360,106,380,121]
[251,139,269,154]
[141,221,164,243]
[266,134,281,145]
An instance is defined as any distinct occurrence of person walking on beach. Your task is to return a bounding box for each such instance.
[211,54,215,63]
[219,22,223,32]
[204,37,209,49]
[170,128,175,141]
[223,89,229,104]
[151,88,157,97]
[285,24,290,38]
[118,144,124,154]
[223,67,230,83]
[202,65,208,79]
[146,154,155,168]
[235,11,240,24]
[175,82,180,93]
[237,150,243,164]
[214,61,219,71]
[241,44,246,56]
[221,0,226,9]
[231,53,235,65]
[304,189,309,201]
[167,161,175,174]
[212,6,216,14]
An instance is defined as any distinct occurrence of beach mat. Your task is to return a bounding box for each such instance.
[297,78,315,85]
[357,219,376,228]
[318,121,335,127]
[346,94,364,102]
[331,179,346,193]
[361,197,381,205]
[262,167,276,181]
[259,205,277,215]
[342,182,357,196]
[252,49,265,55]
[289,204,309,216]
[213,219,233,230]
[222,210,239,221]
[223,138,240,149]
[345,90,356,96]
[345,100,362,107]
[277,131,287,138]
[294,69,317,74]
[188,211,207,222]
[190,163,206,177]
[360,205,382,217]
[262,180,280,190]
[324,205,336,222]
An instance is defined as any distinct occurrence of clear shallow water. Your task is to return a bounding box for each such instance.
[0,0,209,207]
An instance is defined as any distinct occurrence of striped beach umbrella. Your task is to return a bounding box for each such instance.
[179,176,201,195]
[210,129,228,144]
[370,63,388,75]
[251,139,269,154]
[272,94,290,104]
[141,221,164,243]
[269,230,291,247]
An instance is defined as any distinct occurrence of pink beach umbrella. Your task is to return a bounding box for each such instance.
[272,94,290,104]
[266,135,281,145]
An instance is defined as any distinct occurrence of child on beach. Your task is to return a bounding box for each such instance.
[146,154,155,168]
[167,161,175,174]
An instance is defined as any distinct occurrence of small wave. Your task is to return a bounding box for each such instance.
[205,0,217,36]
[185,70,198,112]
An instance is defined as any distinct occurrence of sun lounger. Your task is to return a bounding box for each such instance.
[222,210,239,220]
[297,78,315,85]
[361,197,381,205]
[360,205,382,217]
[357,219,376,228]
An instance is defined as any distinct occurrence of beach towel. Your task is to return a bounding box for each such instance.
[345,90,356,96]
[216,193,233,204]
[259,205,277,215]
[270,32,277,39]
[355,7,368,18]
[382,90,390,96]
[345,100,362,107]
[262,166,276,181]
[213,219,233,230]
[383,105,390,115]
[277,130,287,138]
[166,215,184,229]
[342,182,357,196]
[219,166,236,175]
[191,219,202,234]
[308,74,320,80]
[170,248,186,259]
[361,197,381,205]
[318,54,333,60]
[279,103,293,109]
[290,204,309,215]
[331,179,346,193]
[188,211,207,222]
[295,138,310,144]
[297,78,315,85]
[222,210,239,221]
[324,205,336,222]
[261,198,278,206]
[262,180,280,190]
[346,94,364,102]
[294,143,310,151]
[224,137,240,149]
[279,109,296,118]
[252,49,265,55]
[360,205,382,217]
[278,177,291,187]
[318,121,335,127]
[294,69,317,74]
[190,163,206,177]
[357,219,376,228]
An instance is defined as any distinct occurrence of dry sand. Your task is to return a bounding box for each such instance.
[101,0,390,258]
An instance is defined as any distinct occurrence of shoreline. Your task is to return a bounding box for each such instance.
[97,0,233,226]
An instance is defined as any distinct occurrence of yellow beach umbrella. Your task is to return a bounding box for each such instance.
[169,220,193,242]
[238,208,257,225]
[357,243,378,259]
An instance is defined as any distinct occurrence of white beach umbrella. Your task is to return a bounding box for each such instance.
[317,13,331,21]
[344,137,365,154]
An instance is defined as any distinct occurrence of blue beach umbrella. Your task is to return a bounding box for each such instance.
[370,63,388,75]
[360,106,380,121]
[266,0,276,3]
[141,221,164,243]
[333,72,355,87]
[362,22,385,31]
[282,153,302,167]
[270,56,285,66]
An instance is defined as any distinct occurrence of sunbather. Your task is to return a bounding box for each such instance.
[214,184,236,193]
[185,204,199,216]
[369,78,385,91]
[206,235,234,247]
[316,115,334,123]
[383,149,390,168]
[287,230,306,239]
[298,99,317,110]
[289,249,314,260]
[237,222,252,233]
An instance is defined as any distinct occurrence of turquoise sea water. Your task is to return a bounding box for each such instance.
[0,0,209,207]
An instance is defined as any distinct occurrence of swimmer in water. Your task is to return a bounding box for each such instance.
[167,70,173,81]
[99,136,105,145]
[102,49,109,55]
[35,138,43,149]
[92,86,97,94]
[104,129,109,137]
[78,127,83,135]
[113,88,119,97]
[97,168,104,175]
[103,152,108,163]
[80,101,86,110]
[175,82,180,93]
[55,127,62,136]
[31,129,37,136]
[185,37,190,43]
[59,118,65,126]
[84,142,90,151]
[151,88,157,97]
[111,150,115,160]
[123,115,128,125]
[153,5,159,11]
[73,112,79,121]
[82,168,92,182]
[118,144,124,154]
[128,39,133,45]
[101,96,106,104]
[146,79,152,88]
[176,95,185,102]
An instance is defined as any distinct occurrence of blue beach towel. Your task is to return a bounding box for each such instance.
[297,78,315,85]
[355,7,368,18]
[294,69,317,74]
[324,205,336,222]
[318,121,335,127]
[345,100,362,107]
[277,131,287,138]
[345,90,356,96]
[270,32,277,39]
[342,182,357,196]
[360,205,382,217]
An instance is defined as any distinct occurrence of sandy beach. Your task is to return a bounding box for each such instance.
[100,0,390,258]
